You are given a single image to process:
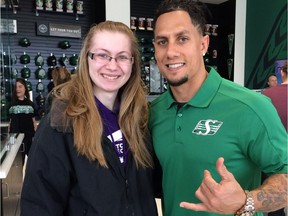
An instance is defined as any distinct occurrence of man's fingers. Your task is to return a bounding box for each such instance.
[216,157,233,181]
[179,202,207,212]
[202,169,219,192]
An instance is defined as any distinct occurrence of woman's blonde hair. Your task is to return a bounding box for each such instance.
[53,21,152,168]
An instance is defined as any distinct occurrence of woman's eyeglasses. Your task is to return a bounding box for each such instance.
[88,51,134,66]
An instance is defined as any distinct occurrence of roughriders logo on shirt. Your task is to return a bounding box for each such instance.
[192,119,223,135]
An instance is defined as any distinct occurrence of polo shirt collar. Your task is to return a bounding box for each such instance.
[165,67,222,109]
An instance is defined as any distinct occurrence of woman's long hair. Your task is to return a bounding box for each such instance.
[53,21,152,168]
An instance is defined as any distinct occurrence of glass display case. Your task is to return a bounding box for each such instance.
[1,2,18,121]
[0,132,24,216]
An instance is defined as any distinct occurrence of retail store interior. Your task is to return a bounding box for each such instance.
[0,0,287,215]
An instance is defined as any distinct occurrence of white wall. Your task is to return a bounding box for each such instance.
[105,0,246,85]
[105,0,130,27]
[233,0,246,86]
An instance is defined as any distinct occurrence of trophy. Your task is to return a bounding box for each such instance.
[35,0,44,10]
[138,17,146,30]
[228,34,234,55]
[204,24,212,35]
[211,25,218,36]
[76,1,83,14]
[56,0,63,12]
[130,17,137,30]
[146,18,154,31]
[45,0,53,11]
[66,0,74,13]
[227,58,233,80]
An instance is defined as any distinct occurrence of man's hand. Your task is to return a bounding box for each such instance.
[180,157,246,214]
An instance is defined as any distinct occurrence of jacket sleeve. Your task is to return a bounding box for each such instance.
[20,115,74,216]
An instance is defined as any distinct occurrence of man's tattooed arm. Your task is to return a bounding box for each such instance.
[253,174,287,212]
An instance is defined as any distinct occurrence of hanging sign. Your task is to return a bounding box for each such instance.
[1,19,17,34]
[36,22,81,38]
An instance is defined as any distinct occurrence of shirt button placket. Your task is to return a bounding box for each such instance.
[175,112,183,143]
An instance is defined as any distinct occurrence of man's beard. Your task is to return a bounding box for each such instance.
[166,75,188,87]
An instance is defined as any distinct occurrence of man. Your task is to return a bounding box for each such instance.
[263,62,287,131]
[148,0,287,216]
[266,73,278,88]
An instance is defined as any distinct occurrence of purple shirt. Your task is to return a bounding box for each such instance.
[95,97,129,165]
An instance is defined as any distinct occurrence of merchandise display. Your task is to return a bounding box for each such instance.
[58,40,71,49]
[35,0,44,10]
[35,92,46,118]
[35,67,46,79]
[20,52,30,65]
[44,0,53,11]
[55,0,63,12]
[36,81,45,93]
[47,67,54,80]
[47,53,57,67]
[69,53,78,66]
[18,37,31,47]
[1,0,238,121]
[76,1,83,14]
[35,52,44,67]
[0,52,13,65]
[2,66,13,79]
[25,80,32,91]
[21,66,31,79]
[59,53,69,67]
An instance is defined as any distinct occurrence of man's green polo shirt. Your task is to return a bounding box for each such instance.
[149,67,287,216]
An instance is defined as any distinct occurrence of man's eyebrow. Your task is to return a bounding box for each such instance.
[155,30,190,40]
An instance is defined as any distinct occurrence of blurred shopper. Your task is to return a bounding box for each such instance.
[45,66,71,113]
[262,62,287,216]
[263,62,287,131]
[9,78,37,162]
[266,73,278,88]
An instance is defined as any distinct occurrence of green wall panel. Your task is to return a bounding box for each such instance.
[245,0,287,89]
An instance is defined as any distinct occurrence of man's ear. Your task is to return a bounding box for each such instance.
[201,35,210,55]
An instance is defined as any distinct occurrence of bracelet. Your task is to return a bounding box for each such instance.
[234,190,255,216]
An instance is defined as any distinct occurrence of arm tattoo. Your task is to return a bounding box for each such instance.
[256,174,287,212]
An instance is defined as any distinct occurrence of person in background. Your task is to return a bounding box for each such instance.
[266,73,278,88]
[261,61,287,216]
[262,62,287,132]
[9,77,37,163]
[149,0,287,216]
[20,21,158,216]
[45,66,71,113]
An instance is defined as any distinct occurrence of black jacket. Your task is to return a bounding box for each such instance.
[20,112,158,216]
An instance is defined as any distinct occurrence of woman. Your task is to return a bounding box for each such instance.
[20,21,158,216]
[45,66,71,113]
[9,77,36,162]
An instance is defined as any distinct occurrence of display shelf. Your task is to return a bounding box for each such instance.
[35,9,84,20]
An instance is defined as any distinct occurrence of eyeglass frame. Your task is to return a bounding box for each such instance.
[87,51,134,65]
